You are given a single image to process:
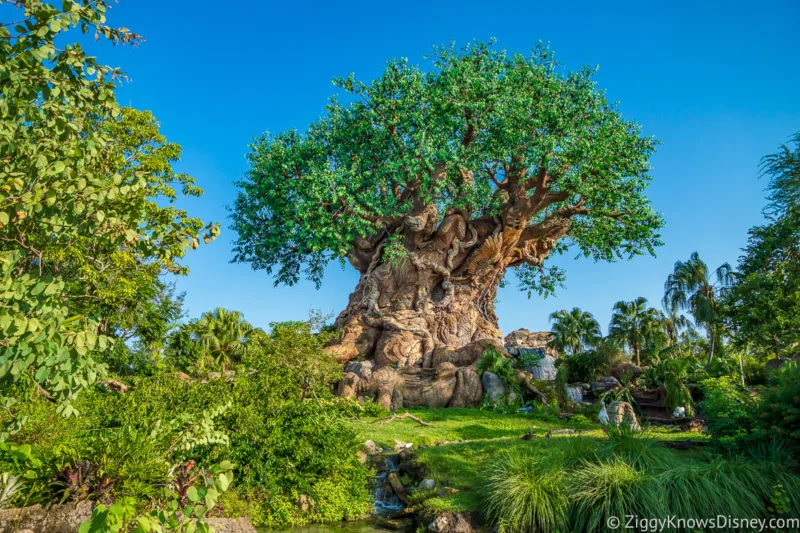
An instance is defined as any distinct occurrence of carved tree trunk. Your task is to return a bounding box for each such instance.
[327,203,573,409]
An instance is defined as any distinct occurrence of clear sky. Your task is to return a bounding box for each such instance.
[92,0,799,335]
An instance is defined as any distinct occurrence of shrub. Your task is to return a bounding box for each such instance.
[3,322,371,528]
[758,361,800,446]
[482,449,567,533]
[477,347,519,395]
[700,376,758,449]
[556,350,608,383]
[555,367,571,411]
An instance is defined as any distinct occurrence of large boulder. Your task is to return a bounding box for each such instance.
[607,401,641,430]
[449,367,483,407]
[481,371,506,402]
[504,329,556,357]
[344,360,374,379]
[591,376,621,396]
[524,351,558,381]
[766,357,792,372]
[610,362,643,380]
[423,511,486,533]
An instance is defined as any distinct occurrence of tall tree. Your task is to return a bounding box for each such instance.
[608,297,664,366]
[548,308,602,356]
[232,43,663,367]
[726,133,800,358]
[196,308,257,372]
[663,252,732,369]
[0,1,217,419]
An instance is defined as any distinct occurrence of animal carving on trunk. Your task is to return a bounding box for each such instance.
[232,43,663,408]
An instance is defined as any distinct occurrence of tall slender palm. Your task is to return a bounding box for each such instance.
[549,308,602,356]
[196,308,255,372]
[663,252,733,370]
[660,306,694,346]
[608,297,664,366]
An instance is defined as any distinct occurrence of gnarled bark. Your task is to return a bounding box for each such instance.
[328,205,575,409]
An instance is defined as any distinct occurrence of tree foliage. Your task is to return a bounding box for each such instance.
[548,307,602,356]
[232,41,663,293]
[726,133,800,358]
[0,1,217,422]
[664,253,732,369]
[608,297,665,366]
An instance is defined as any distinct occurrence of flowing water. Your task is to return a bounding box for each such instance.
[262,453,412,533]
[521,348,557,381]
[567,384,584,404]
[371,454,404,515]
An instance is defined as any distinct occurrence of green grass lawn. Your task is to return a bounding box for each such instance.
[349,407,709,513]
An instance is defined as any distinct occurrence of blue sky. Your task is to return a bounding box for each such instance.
[93,0,799,335]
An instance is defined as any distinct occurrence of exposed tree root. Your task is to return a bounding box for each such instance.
[375,411,434,427]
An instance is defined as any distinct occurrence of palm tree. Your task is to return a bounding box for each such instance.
[663,252,733,370]
[660,306,694,346]
[549,308,602,356]
[196,308,255,372]
[608,297,664,366]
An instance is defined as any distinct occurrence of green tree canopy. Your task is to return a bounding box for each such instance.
[548,307,602,356]
[664,252,732,369]
[0,1,217,421]
[726,132,800,358]
[608,296,665,366]
[232,42,663,294]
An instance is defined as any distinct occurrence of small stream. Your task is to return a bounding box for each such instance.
[261,452,414,533]
[262,520,409,533]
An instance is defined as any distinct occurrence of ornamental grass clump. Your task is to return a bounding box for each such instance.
[481,449,567,533]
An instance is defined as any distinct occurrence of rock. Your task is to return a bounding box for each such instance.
[607,401,641,431]
[401,363,458,408]
[394,440,413,452]
[364,440,382,455]
[205,517,257,533]
[0,501,93,533]
[448,367,483,407]
[672,406,686,418]
[610,362,643,380]
[424,510,486,533]
[521,350,558,381]
[356,450,368,464]
[550,429,576,435]
[504,329,557,357]
[481,371,506,402]
[418,478,436,491]
[387,472,408,503]
[344,360,373,379]
[591,376,621,396]
[766,357,792,372]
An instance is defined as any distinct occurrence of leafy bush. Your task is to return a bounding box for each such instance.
[758,361,800,446]
[3,322,371,528]
[556,350,608,383]
[477,347,520,399]
[700,376,758,449]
